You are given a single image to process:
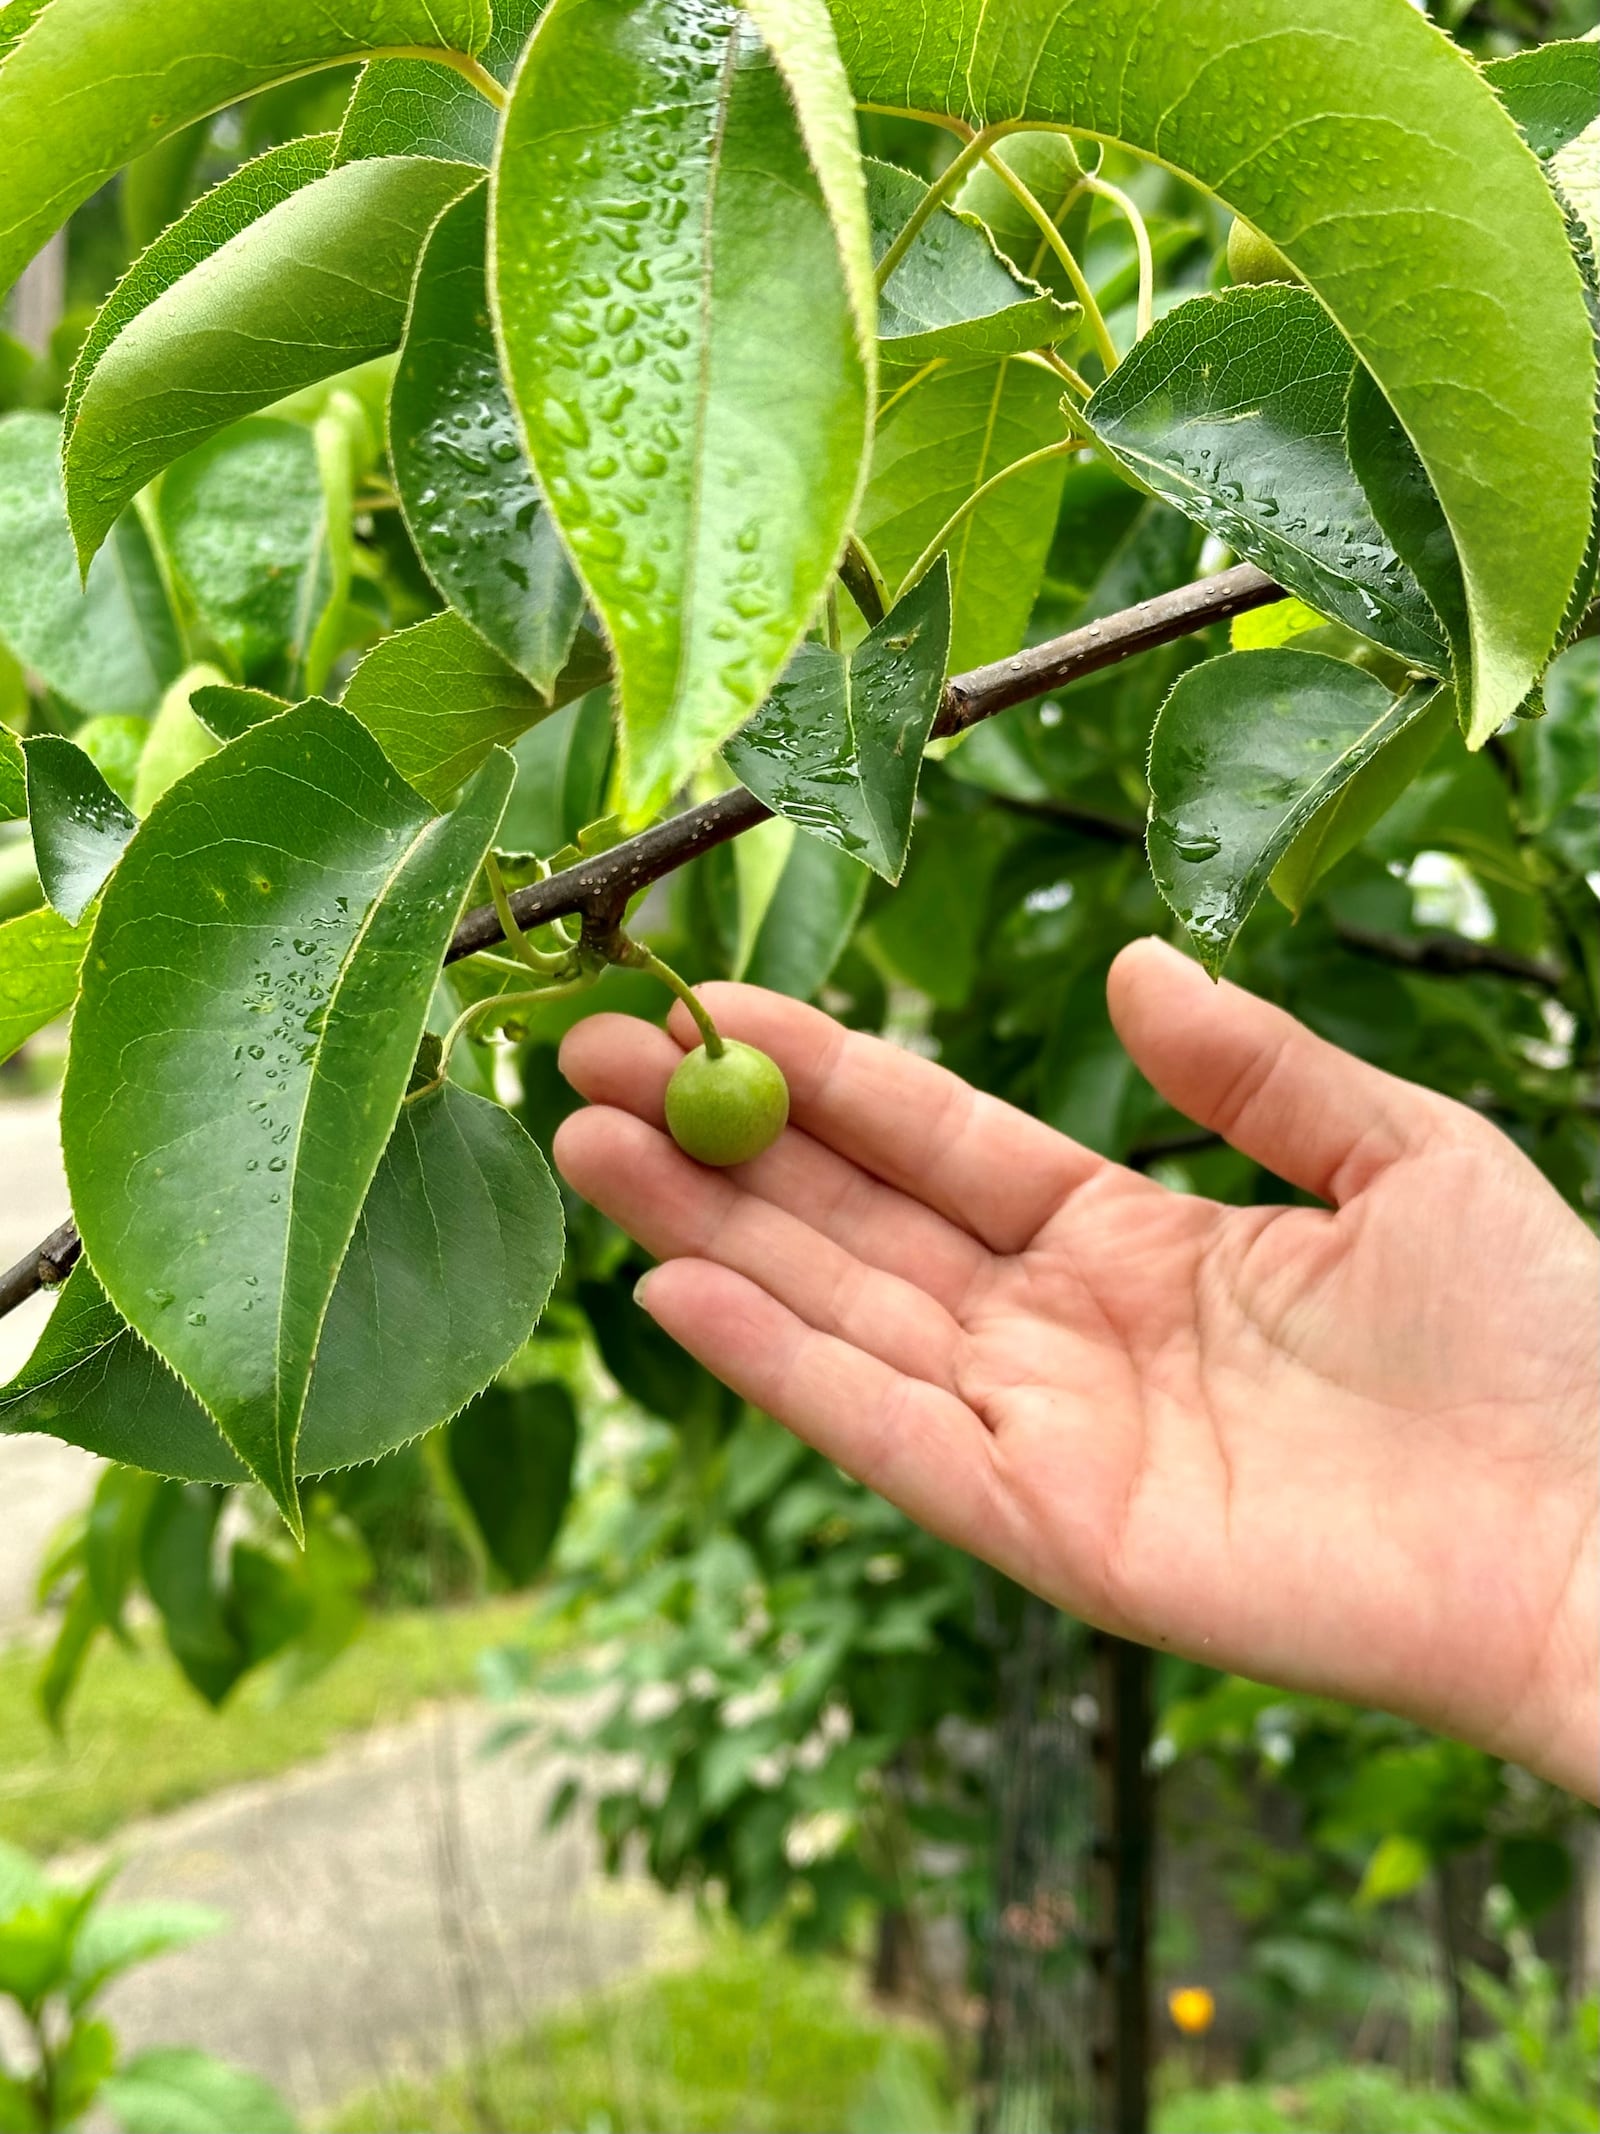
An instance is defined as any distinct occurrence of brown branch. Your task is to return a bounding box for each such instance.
[1333,920,1565,992]
[0,562,1279,1327]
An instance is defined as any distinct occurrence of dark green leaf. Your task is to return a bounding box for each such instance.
[3,1084,561,1481]
[156,419,350,696]
[494,0,873,816]
[190,685,292,744]
[101,2048,296,2134]
[0,413,181,717]
[390,185,583,693]
[867,158,1077,361]
[82,1465,159,1640]
[138,1484,249,1704]
[1495,1834,1573,1920]
[37,1578,102,1735]
[743,831,869,1000]
[829,0,1596,741]
[1146,649,1442,973]
[66,136,337,440]
[64,156,478,565]
[61,701,514,1525]
[446,1379,577,1585]
[1483,41,1599,160]
[0,905,93,1065]
[579,1275,710,1422]
[0,0,488,293]
[22,736,137,924]
[1085,290,1448,675]
[859,356,1067,669]
[342,609,554,806]
[337,0,542,165]
[725,560,949,881]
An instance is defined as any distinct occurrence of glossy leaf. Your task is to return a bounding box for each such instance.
[390,185,583,693]
[342,609,555,806]
[155,418,349,696]
[859,356,1067,670]
[1270,685,1454,919]
[869,158,1076,361]
[65,136,337,440]
[446,1379,577,1586]
[743,831,869,999]
[1483,41,1599,160]
[0,904,93,1064]
[0,0,488,293]
[337,0,542,164]
[61,700,514,1524]
[0,413,180,717]
[0,724,23,820]
[1146,649,1440,972]
[827,0,1595,740]
[22,735,136,924]
[190,685,291,744]
[64,156,478,564]
[725,559,950,881]
[1,1084,562,1481]
[494,0,873,817]
[1085,289,1448,675]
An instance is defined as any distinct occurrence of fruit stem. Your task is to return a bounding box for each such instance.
[616,938,724,1056]
[897,438,1079,600]
[872,123,1017,291]
[409,973,592,1101]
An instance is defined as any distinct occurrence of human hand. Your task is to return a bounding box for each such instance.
[554,940,1599,1799]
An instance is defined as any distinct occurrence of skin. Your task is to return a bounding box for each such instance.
[555,938,1599,1800]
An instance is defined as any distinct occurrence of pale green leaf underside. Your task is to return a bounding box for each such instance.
[0,413,181,717]
[494,0,872,818]
[725,558,951,880]
[65,155,478,564]
[0,0,489,296]
[1,1083,563,1482]
[1147,647,1440,972]
[61,700,513,1523]
[0,902,93,1064]
[827,0,1596,740]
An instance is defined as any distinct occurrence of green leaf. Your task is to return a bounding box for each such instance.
[1495,1834,1573,1922]
[956,131,1093,306]
[131,666,225,817]
[341,609,555,806]
[64,156,479,565]
[83,1466,158,1641]
[138,1484,249,1704]
[101,2047,297,2134]
[499,691,614,858]
[1146,649,1442,973]
[22,735,136,924]
[390,185,583,693]
[189,686,291,744]
[1356,1832,1431,1909]
[0,723,23,819]
[0,904,93,1065]
[743,831,869,1000]
[2,1084,561,1481]
[74,717,149,808]
[121,119,212,255]
[0,0,488,294]
[68,1900,221,2010]
[868,158,1076,361]
[66,136,338,442]
[337,0,542,165]
[1084,290,1448,675]
[37,1578,102,1735]
[858,356,1067,669]
[0,413,180,717]
[155,419,349,696]
[61,701,514,1525]
[1483,41,1599,160]
[445,1379,577,1586]
[494,0,873,817]
[827,0,1595,741]
[1270,686,1454,917]
[725,559,950,881]
[49,2016,115,2122]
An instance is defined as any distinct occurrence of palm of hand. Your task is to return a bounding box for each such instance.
[556,945,1598,1796]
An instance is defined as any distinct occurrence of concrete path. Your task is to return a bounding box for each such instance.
[0,1096,100,1627]
[63,1702,688,2124]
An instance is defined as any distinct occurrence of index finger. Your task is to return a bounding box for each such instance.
[667,983,1105,1255]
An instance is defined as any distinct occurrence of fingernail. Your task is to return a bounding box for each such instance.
[633,1272,657,1313]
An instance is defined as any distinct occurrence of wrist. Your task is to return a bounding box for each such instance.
[1502,1497,1598,1802]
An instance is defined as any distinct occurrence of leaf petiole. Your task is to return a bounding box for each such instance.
[978,150,1119,374]
[381,46,508,110]
[897,438,1079,600]
[614,938,723,1057]
[1081,174,1154,339]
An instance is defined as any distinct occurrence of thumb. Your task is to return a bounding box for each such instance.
[1107,937,1445,1204]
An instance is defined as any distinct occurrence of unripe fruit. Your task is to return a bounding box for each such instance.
[665,1041,790,1167]
[1226,218,1299,287]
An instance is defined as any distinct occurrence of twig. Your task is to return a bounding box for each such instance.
[1333,920,1565,992]
[0,564,1280,1326]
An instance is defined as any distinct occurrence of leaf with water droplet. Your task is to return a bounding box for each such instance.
[1146,647,1446,973]
[61,698,515,1531]
[391,184,584,695]
[725,557,950,882]
[22,733,137,924]
[1481,41,1599,162]
[494,0,872,818]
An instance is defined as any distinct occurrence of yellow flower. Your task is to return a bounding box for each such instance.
[1167,1986,1216,2036]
